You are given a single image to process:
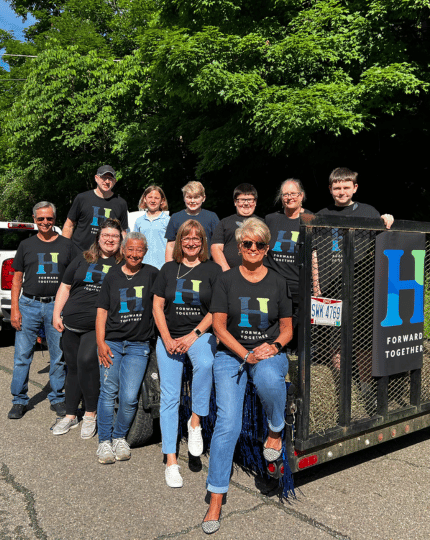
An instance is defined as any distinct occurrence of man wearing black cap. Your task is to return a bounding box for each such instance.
[63,165,128,251]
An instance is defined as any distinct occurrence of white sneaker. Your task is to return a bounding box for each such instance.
[81,415,97,439]
[112,438,131,461]
[187,417,203,457]
[52,416,79,436]
[165,464,183,488]
[97,441,115,464]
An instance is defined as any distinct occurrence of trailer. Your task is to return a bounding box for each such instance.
[126,215,430,480]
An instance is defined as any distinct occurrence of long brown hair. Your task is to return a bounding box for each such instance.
[83,218,123,264]
[172,220,209,263]
[137,185,169,211]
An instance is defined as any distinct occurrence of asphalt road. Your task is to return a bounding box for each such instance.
[1,329,430,540]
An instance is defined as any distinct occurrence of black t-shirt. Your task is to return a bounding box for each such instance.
[61,254,118,331]
[151,260,222,338]
[13,235,76,297]
[210,266,292,351]
[211,213,263,268]
[265,210,313,298]
[96,263,159,342]
[315,202,381,292]
[67,190,128,251]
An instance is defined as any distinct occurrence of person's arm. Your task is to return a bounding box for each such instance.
[10,271,23,331]
[312,250,322,297]
[62,218,76,239]
[165,241,175,262]
[173,312,213,354]
[153,294,177,354]
[52,283,71,333]
[252,317,293,360]
[211,244,230,272]
[381,214,394,229]
[96,307,114,367]
[212,312,261,365]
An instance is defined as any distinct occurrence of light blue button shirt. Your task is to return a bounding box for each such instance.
[133,211,170,269]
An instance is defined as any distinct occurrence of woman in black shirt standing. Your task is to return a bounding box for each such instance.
[152,220,221,488]
[95,232,159,464]
[52,219,123,438]
[202,218,293,534]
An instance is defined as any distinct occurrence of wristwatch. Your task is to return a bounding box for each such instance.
[272,341,283,352]
[193,328,203,337]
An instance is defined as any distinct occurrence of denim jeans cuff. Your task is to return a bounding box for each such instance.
[206,482,229,494]
[268,420,285,433]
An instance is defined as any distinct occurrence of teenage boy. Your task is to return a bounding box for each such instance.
[165,181,219,262]
[63,165,128,251]
[211,184,259,271]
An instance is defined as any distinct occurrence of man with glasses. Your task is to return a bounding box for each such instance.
[211,184,260,271]
[8,202,76,419]
[63,165,128,251]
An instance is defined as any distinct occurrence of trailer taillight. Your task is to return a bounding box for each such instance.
[298,455,318,469]
[1,259,14,290]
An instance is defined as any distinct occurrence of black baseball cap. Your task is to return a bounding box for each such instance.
[96,165,116,178]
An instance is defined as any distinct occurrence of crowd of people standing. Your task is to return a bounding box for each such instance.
[7,164,394,535]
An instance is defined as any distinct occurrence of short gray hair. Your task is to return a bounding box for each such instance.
[121,231,148,252]
[33,201,56,218]
[235,217,270,245]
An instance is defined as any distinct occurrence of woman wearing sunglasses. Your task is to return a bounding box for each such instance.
[152,219,221,488]
[202,218,293,534]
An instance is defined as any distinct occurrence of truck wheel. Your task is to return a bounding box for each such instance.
[126,391,154,448]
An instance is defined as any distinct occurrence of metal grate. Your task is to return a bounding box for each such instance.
[421,238,430,403]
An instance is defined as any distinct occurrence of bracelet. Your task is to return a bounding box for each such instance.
[238,351,251,373]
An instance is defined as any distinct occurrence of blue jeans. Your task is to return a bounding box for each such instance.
[207,350,289,494]
[11,296,65,405]
[156,334,217,455]
[97,340,150,442]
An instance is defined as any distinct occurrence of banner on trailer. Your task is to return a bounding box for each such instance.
[372,231,425,377]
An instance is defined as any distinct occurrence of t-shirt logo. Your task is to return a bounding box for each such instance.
[273,230,299,253]
[36,253,59,275]
[91,207,112,227]
[84,263,112,284]
[238,297,269,329]
[118,286,144,313]
[174,279,202,306]
[332,228,342,252]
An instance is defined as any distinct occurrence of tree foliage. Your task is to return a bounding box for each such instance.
[1,0,429,221]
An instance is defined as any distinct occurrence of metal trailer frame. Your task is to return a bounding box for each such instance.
[287,216,430,473]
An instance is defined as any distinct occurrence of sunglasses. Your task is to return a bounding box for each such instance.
[242,240,267,250]
[36,217,54,222]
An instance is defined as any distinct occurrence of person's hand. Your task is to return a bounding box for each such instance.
[11,309,22,331]
[173,332,198,354]
[252,342,278,360]
[98,341,114,367]
[381,214,394,229]
[53,314,64,333]
[162,335,178,355]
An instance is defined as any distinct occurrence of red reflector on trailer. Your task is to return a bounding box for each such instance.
[298,455,318,469]
[280,464,284,475]
[267,463,276,473]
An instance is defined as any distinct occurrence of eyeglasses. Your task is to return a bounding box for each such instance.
[35,217,54,222]
[181,237,202,244]
[100,233,121,240]
[235,198,255,205]
[282,192,301,199]
[242,240,267,250]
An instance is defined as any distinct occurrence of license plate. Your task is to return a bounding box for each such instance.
[311,297,342,326]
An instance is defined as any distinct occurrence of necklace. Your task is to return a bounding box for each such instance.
[123,266,141,280]
[176,262,199,280]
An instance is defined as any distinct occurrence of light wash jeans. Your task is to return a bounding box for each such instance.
[97,340,150,442]
[11,296,65,405]
[207,349,289,494]
[156,334,217,455]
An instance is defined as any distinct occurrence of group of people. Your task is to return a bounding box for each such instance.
[8,164,393,535]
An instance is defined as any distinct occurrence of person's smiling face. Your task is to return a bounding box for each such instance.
[99,227,121,257]
[181,228,203,260]
[34,207,55,234]
[95,173,116,194]
[123,238,146,269]
[234,194,256,217]
[144,190,163,213]
[239,235,268,265]
[184,192,205,214]
[329,180,358,207]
